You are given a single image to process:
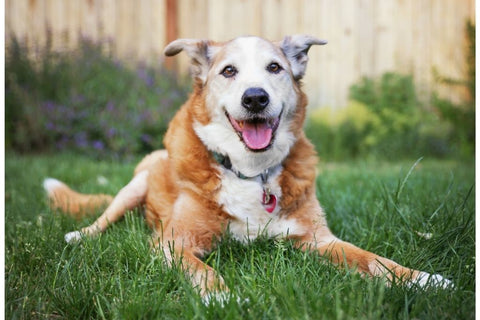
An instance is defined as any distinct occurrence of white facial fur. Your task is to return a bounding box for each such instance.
[194,37,299,177]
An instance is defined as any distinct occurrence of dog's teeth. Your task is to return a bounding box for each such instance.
[238,121,244,129]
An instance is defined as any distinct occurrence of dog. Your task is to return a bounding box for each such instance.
[44,35,451,303]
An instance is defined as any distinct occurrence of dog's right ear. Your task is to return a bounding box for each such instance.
[164,39,220,84]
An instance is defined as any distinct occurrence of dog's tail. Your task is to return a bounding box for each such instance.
[43,178,113,219]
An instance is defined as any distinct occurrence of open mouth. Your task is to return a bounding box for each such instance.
[226,111,281,151]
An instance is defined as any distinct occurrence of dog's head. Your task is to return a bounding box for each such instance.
[165,35,326,176]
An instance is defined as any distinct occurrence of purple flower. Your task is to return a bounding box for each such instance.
[106,101,115,112]
[45,122,56,130]
[141,134,153,144]
[43,101,56,112]
[138,110,152,122]
[74,132,88,148]
[93,140,105,150]
[106,127,116,138]
[137,67,154,87]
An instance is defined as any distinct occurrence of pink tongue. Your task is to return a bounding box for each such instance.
[242,122,272,150]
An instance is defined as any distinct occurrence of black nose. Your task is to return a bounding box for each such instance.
[241,87,269,113]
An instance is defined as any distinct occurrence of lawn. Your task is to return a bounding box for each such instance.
[5,153,475,319]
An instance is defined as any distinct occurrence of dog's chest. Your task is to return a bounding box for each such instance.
[216,167,304,242]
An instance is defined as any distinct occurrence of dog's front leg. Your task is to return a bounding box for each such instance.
[299,227,452,289]
[153,236,229,305]
[150,191,231,304]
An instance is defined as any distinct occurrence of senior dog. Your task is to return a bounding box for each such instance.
[44,35,451,303]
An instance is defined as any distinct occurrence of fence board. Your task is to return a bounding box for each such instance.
[5,0,475,108]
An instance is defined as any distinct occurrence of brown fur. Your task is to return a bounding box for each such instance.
[46,182,112,220]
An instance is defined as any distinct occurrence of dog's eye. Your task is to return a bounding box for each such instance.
[266,62,282,74]
[221,65,237,78]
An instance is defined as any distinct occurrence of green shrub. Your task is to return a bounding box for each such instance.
[349,72,423,158]
[431,20,475,157]
[306,73,454,160]
[305,101,378,160]
[6,36,189,158]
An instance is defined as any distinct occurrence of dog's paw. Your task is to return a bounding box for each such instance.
[201,291,247,307]
[65,231,83,244]
[413,271,454,289]
[202,291,230,307]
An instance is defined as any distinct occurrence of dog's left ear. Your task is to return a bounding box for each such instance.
[164,39,220,84]
[280,35,327,80]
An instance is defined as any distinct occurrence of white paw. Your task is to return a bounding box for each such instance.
[202,291,230,307]
[65,231,84,244]
[201,291,246,307]
[414,271,454,289]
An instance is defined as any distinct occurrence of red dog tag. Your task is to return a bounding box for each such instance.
[262,191,277,213]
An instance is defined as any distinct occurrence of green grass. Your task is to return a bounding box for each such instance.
[5,153,475,319]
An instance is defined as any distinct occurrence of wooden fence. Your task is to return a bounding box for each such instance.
[5,0,475,108]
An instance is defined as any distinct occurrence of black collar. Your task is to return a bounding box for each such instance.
[211,151,279,207]
[211,151,250,179]
[211,151,278,182]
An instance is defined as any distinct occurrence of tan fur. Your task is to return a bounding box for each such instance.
[46,35,450,302]
[45,181,112,220]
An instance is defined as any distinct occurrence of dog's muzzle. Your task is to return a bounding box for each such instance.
[225,87,282,152]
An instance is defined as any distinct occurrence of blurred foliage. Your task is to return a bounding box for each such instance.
[306,20,475,161]
[431,20,475,157]
[6,35,189,158]
[306,73,454,161]
[6,21,474,161]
